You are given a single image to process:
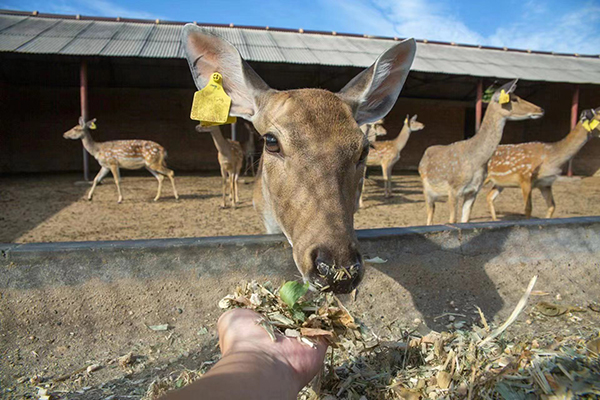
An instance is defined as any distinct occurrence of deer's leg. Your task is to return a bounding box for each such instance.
[88,167,110,201]
[486,186,503,221]
[448,191,458,224]
[146,167,164,201]
[109,165,123,203]
[423,185,436,226]
[220,167,227,208]
[250,155,255,177]
[460,191,477,223]
[229,173,236,208]
[234,173,240,203]
[155,165,179,200]
[520,180,533,218]
[384,164,394,197]
[540,186,555,218]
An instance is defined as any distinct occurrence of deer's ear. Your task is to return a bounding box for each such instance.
[181,24,271,121]
[78,116,85,126]
[337,39,416,126]
[411,115,418,122]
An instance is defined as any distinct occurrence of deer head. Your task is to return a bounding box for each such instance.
[63,117,97,140]
[490,80,544,121]
[407,114,425,132]
[362,119,388,138]
[182,25,415,293]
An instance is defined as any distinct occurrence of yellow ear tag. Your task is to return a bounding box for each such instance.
[89,122,97,130]
[498,90,510,104]
[190,72,237,127]
[583,119,599,132]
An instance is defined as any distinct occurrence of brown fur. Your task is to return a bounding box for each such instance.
[63,119,178,203]
[419,85,543,225]
[486,111,600,220]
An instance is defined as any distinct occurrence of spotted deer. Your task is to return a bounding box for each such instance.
[196,125,244,208]
[360,115,424,205]
[63,117,179,203]
[182,25,415,293]
[418,80,544,225]
[486,108,600,220]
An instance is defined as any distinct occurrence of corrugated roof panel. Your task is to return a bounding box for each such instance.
[18,36,73,53]
[60,37,110,54]
[270,30,308,49]
[246,45,286,62]
[101,39,145,56]
[78,21,121,38]
[1,16,58,35]
[1,15,600,84]
[113,23,153,40]
[312,49,353,66]
[140,40,180,58]
[278,47,318,64]
[0,34,35,51]
[240,29,277,47]
[41,19,91,37]
[0,15,26,31]
[147,24,180,41]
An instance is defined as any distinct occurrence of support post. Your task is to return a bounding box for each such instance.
[231,121,237,141]
[80,60,90,181]
[475,79,483,132]
[567,85,579,177]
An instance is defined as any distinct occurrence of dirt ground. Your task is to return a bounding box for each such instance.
[1,171,600,243]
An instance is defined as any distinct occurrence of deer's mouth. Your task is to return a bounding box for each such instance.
[307,260,364,294]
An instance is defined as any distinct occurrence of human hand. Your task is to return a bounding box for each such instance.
[218,308,328,389]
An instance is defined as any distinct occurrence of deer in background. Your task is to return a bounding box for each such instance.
[182,25,415,293]
[360,115,424,206]
[63,117,179,203]
[486,107,600,220]
[243,121,259,176]
[418,80,544,225]
[196,125,244,208]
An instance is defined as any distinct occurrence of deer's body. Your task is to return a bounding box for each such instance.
[63,118,178,203]
[182,26,415,293]
[486,111,600,220]
[362,115,424,201]
[418,80,544,225]
[200,126,244,208]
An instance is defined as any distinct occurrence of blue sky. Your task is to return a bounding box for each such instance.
[2,0,599,54]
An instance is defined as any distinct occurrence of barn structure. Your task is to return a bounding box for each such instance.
[1,9,600,178]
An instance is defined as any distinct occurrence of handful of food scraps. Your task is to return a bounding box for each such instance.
[218,280,363,348]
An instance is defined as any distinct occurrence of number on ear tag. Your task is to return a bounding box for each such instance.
[89,122,97,130]
[498,90,510,105]
[190,72,237,126]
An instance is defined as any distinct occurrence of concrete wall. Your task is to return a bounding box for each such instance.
[2,216,600,330]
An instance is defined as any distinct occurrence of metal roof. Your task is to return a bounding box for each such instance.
[1,11,600,85]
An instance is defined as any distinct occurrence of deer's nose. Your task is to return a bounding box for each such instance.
[309,247,363,294]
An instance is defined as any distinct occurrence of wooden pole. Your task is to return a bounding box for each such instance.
[231,121,237,141]
[567,85,579,177]
[80,60,90,181]
[475,79,483,132]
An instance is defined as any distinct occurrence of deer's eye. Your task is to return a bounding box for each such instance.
[264,133,280,153]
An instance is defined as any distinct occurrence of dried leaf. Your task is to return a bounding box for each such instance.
[301,327,334,337]
[436,370,452,389]
[147,324,169,331]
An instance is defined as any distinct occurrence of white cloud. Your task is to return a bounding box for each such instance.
[323,0,600,54]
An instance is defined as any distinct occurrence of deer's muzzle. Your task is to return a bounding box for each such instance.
[307,247,363,294]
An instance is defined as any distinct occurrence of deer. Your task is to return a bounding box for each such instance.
[196,125,244,208]
[63,117,179,203]
[360,115,424,206]
[182,25,415,293]
[418,80,544,225]
[486,107,600,220]
[243,121,259,176]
